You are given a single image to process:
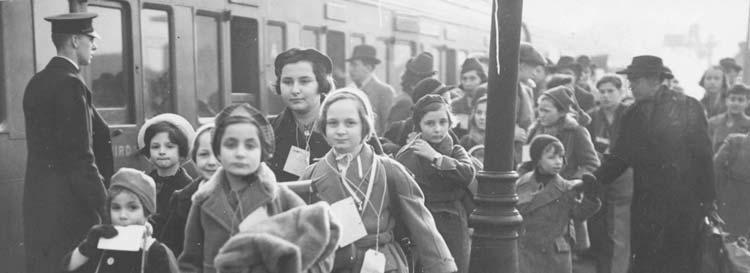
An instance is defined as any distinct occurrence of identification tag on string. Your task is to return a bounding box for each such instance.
[330,197,367,247]
[283,146,310,177]
[595,136,610,146]
[456,114,470,130]
[360,249,386,273]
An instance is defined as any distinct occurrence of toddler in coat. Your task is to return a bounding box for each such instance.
[61,168,179,273]
[517,135,601,273]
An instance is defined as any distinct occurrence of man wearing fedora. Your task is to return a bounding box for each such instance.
[552,56,596,112]
[594,55,720,273]
[348,44,395,135]
[23,12,113,273]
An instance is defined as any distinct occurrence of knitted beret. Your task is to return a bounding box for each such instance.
[109,168,157,215]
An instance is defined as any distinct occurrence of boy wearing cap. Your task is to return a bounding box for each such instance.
[720,57,743,85]
[708,84,750,151]
[347,44,395,136]
[22,12,113,273]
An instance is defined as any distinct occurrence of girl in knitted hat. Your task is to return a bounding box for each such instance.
[395,94,476,273]
[301,88,457,273]
[62,168,180,273]
[525,86,599,179]
[517,135,600,273]
[136,114,196,241]
[179,104,330,273]
[160,123,219,256]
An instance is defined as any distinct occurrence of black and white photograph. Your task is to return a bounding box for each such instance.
[2,0,750,272]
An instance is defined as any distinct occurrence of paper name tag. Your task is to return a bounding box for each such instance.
[360,249,386,273]
[97,225,146,251]
[283,146,310,177]
[522,144,531,162]
[330,197,367,247]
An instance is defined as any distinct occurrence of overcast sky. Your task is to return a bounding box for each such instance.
[521,0,749,98]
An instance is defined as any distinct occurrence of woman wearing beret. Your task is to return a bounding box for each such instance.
[267,48,336,182]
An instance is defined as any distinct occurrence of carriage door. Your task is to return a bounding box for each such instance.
[84,1,146,171]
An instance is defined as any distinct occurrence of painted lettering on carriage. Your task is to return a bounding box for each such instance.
[112,144,136,157]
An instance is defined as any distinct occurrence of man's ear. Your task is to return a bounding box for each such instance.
[70,35,80,49]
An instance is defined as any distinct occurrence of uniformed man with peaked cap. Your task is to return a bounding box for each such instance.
[23,12,113,273]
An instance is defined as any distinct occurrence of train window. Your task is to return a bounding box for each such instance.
[230,17,260,107]
[300,28,319,49]
[374,39,387,82]
[445,49,457,85]
[195,14,222,118]
[390,41,414,89]
[326,30,346,88]
[267,23,286,61]
[141,8,173,119]
[85,4,134,124]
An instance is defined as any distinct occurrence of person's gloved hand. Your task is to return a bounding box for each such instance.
[78,224,118,258]
[702,201,725,226]
[581,173,599,199]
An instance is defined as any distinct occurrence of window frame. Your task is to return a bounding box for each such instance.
[300,26,321,49]
[85,1,136,125]
[140,3,176,120]
[194,10,225,122]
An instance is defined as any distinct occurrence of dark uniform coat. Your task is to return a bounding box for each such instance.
[595,86,716,273]
[23,56,114,273]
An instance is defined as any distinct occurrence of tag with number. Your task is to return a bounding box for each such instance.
[360,249,386,273]
[522,144,531,162]
[330,197,368,247]
[283,146,310,178]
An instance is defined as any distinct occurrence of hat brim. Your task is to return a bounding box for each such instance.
[137,113,196,151]
[616,68,674,79]
[346,56,381,65]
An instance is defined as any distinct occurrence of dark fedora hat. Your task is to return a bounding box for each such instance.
[616,55,673,79]
[552,56,582,74]
[347,44,381,65]
[720,57,742,72]
[274,48,333,77]
[406,52,436,76]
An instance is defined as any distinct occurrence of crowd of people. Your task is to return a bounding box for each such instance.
[23,11,750,273]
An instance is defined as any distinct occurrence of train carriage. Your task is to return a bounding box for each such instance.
[0,0,528,270]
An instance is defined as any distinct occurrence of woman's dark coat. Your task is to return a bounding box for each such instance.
[22,57,114,273]
[595,86,716,273]
[268,108,331,182]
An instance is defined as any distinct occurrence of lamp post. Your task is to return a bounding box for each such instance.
[468,0,524,272]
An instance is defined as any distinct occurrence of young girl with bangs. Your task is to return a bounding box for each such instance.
[137,114,195,241]
[301,88,457,273]
[179,104,331,273]
[396,94,476,273]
